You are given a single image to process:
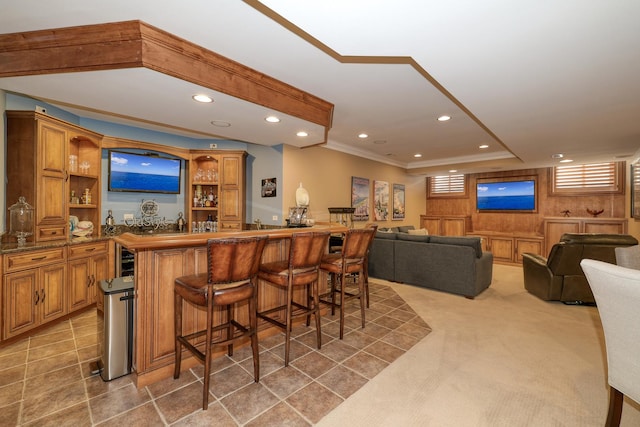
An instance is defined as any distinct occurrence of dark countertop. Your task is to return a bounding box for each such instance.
[0,235,112,255]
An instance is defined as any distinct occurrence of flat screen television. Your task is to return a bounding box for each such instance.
[476,179,536,212]
[108,150,181,194]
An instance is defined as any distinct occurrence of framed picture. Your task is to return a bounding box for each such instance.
[392,183,405,220]
[632,163,640,219]
[351,176,370,221]
[374,180,389,221]
[261,178,277,197]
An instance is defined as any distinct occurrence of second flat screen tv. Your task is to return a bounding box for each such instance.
[476,179,536,212]
[108,150,181,194]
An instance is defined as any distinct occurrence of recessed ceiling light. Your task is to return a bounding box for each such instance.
[211,120,231,127]
[559,159,574,163]
[449,169,457,173]
[437,115,451,122]
[265,116,280,123]
[551,153,564,159]
[192,94,213,103]
[479,144,489,149]
[296,131,308,137]
[414,153,422,158]
[358,133,368,139]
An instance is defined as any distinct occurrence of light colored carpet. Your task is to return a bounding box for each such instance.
[317,263,640,427]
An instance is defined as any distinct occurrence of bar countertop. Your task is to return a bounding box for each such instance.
[112,223,348,251]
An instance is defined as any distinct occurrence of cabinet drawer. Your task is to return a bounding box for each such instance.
[4,247,67,273]
[68,241,109,259]
[220,222,242,231]
[37,225,68,241]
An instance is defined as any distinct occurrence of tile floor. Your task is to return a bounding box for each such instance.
[0,281,431,426]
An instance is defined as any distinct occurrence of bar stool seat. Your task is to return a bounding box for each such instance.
[320,227,376,339]
[174,236,268,410]
[257,231,330,366]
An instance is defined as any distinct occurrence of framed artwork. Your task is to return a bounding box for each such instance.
[351,176,370,221]
[392,183,405,220]
[632,163,640,219]
[374,180,389,221]
[261,178,277,197]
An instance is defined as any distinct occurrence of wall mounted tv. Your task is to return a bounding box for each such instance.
[108,150,181,194]
[476,178,537,212]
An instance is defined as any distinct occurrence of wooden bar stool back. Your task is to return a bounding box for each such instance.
[174,235,268,410]
[320,227,376,339]
[363,223,378,308]
[257,231,330,366]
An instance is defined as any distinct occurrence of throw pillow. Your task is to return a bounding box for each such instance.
[408,228,428,235]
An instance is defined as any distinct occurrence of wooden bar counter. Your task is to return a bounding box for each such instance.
[112,223,347,387]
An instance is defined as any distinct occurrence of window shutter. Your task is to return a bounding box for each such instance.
[427,174,467,198]
[550,162,623,195]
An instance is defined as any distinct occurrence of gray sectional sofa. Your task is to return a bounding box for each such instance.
[368,228,493,298]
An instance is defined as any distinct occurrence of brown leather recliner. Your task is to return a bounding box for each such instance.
[523,233,638,304]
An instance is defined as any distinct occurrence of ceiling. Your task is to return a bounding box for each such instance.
[1,0,639,176]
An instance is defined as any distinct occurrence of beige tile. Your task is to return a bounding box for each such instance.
[342,351,389,379]
[285,382,343,424]
[316,365,369,399]
[245,401,311,427]
[0,364,26,387]
[26,350,78,377]
[85,372,133,398]
[155,381,205,423]
[24,364,82,398]
[22,401,91,427]
[220,382,280,425]
[21,379,87,424]
[89,383,151,424]
[0,349,27,370]
[261,366,312,399]
[97,402,164,427]
[290,351,336,379]
[239,349,283,378]
[29,330,73,349]
[0,402,20,426]
[208,364,253,399]
[0,338,29,356]
[27,339,76,362]
[317,339,359,363]
[363,340,405,363]
[146,369,198,399]
[172,401,237,426]
[0,380,24,407]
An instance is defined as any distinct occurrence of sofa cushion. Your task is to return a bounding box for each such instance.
[398,225,415,233]
[375,231,398,240]
[397,233,431,243]
[429,235,483,258]
[408,228,428,235]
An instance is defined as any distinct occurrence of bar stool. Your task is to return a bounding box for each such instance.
[320,227,376,339]
[257,231,330,366]
[363,223,378,308]
[173,236,268,410]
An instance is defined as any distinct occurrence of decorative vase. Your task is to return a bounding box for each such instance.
[295,182,309,207]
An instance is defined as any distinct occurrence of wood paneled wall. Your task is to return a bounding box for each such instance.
[425,167,626,235]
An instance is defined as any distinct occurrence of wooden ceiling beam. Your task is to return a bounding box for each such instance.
[0,20,333,129]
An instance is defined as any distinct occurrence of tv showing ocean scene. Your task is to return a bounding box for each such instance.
[108,150,181,194]
[476,179,535,211]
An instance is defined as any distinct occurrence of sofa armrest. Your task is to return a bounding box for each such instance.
[522,253,562,301]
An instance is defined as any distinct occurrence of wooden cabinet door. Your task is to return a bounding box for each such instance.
[489,237,514,263]
[515,238,544,262]
[420,217,441,235]
[39,263,67,323]
[3,270,39,339]
[36,120,67,226]
[545,220,580,254]
[220,154,245,226]
[91,253,110,305]
[442,218,466,236]
[583,220,625,234]
[68,257,92,311]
